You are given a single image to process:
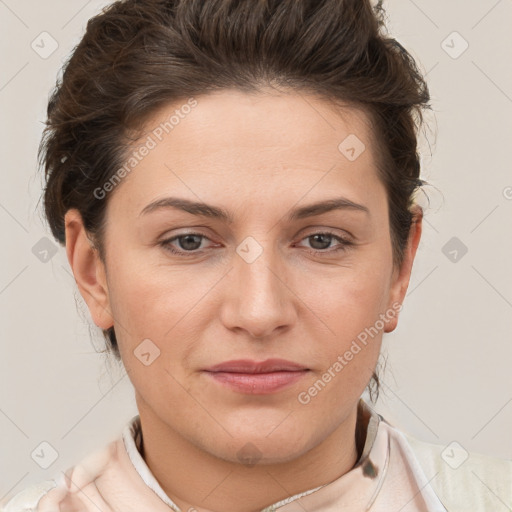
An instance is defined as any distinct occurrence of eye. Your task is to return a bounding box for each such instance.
[160,233,212,256]
[159,230,354,257]
[296,231,354,255]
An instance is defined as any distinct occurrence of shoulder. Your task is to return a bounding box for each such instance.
[399,428,512,511]
[0,440,118,512]
[0,479,58,512]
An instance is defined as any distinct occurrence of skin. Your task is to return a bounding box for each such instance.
[65,89,422,512]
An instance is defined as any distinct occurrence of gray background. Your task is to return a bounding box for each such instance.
[1,0,511,504]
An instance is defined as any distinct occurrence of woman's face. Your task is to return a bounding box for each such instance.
[68,89,419,464]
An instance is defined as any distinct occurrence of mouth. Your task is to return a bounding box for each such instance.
[203,358,310,394]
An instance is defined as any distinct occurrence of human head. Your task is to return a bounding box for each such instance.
[40,0,429,408]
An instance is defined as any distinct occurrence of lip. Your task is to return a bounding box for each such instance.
[203,359,309,394]
[204,358,308,373]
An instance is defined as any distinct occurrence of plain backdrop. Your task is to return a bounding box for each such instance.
[1,0,511,502]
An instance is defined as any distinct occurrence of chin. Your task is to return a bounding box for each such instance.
[207,430,314,467]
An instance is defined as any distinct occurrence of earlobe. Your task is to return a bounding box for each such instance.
[64,209,114,330]
[384,205,423,333]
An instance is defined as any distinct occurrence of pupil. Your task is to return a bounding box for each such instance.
[180,235,201,250]
[311,234,331,250]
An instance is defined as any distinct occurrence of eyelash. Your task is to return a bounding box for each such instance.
[159,231,354,257]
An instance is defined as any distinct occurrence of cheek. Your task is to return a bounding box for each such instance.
[294,277,385,416]
[106,251,187,332]
[108,264,194,409]
[296,258,390,382]
[105,256,215,381]
[307,262,391,333]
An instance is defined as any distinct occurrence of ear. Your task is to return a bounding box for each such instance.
[64,209,114,330]
[384,205,423,333]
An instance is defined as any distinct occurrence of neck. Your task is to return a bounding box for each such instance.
[136,396,362,512]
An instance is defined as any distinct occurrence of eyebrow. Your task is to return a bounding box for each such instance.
[139,196,370,222]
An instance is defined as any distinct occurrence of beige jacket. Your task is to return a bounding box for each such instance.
[1,400,510,511]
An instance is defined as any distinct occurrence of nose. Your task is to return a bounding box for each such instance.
[219,242,297,339]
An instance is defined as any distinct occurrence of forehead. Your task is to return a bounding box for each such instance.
[141,88,375,160]
[110,89,384,216]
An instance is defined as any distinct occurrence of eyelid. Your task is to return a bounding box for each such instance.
[159,230,216,247]
[299,225,354,240]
